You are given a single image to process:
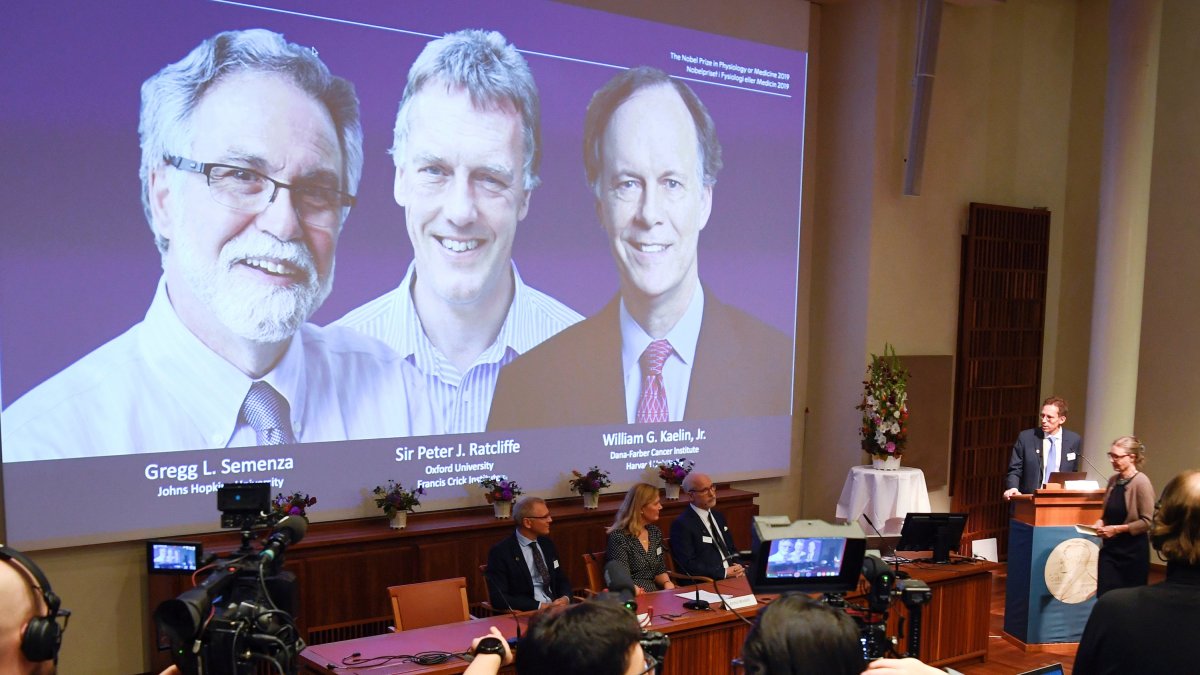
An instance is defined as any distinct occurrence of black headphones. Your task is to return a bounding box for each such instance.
[0,545,64,663]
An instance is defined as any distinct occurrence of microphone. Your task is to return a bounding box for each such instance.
[482,568,523,648]
[671,558,711,611]
[261,515,306,563]
[1079,452,1111,482]
[860,513,908,579]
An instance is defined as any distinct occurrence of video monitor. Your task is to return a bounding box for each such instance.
[895,512,967,564]
[748,519,866,594]
[146,540,202,575]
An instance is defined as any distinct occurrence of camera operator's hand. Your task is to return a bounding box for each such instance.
[464,626,513,675]
[863,657,946,674]
[724,563,745,578]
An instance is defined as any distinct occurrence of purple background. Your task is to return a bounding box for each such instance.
[0,0,805,406]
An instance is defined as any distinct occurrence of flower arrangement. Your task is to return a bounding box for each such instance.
[569,466,612,494]
[372,480,425,518]
[856,343,910,458]
[272,491,317,519]
[657,458,695,486]
[480,477,523,503]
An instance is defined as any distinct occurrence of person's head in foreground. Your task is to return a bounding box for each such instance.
[1151,469,1200,565]
[516,599,647,675]
[739,593,864,675]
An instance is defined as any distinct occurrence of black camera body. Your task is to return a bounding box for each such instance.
[155,484,307,675]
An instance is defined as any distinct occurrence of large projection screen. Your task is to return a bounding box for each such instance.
[1,0,807,550]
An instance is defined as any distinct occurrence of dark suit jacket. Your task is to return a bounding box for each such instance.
[1005,428,1082,494]
[669,505,737,580]
[487,290,792,430]
[485,533,572,611]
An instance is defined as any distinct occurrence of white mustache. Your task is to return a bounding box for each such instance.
[219,233,317,283]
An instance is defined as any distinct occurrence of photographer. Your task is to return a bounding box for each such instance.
[464,599,648,675]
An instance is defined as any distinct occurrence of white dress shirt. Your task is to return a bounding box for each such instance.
[619,285,705,423]
[690,503,729,570]
[515,529,553,604]
[334,261,582,434]
[2,278,433,461]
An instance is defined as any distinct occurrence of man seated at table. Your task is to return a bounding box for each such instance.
[669,472,745,580]
[484,497,572,610]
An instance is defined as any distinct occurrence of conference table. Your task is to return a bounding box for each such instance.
[300,559,998,673]
[301,577,761,674]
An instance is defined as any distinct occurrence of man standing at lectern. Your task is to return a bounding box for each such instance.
[1003,395,1081,499]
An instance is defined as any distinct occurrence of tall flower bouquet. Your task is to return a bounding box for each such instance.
[856,344,910,459]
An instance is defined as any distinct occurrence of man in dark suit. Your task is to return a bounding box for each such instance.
[486,66,790,431]
[485,497,572,611]
[669,472,745,580]
[1004,395,1082,498]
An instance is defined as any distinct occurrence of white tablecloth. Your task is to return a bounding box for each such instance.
[835,465,932,535]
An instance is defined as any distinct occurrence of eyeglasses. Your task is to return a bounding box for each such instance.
[688,485,717,495]
[1107,453,1132,460]
[525,513,552,520]
[166,155,355,231]
[635,654,660,675]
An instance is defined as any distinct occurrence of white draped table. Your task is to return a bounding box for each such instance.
[835,465,932,535]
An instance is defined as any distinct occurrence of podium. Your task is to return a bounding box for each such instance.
[1003,488,1105,650]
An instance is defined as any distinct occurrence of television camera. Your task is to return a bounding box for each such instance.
[745,517,931,660]
[154,483,306,675]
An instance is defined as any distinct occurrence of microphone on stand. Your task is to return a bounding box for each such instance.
[1079,452,1112,482]
[861,513,909,580]
[672,558,711,611]
[483,569,523,648]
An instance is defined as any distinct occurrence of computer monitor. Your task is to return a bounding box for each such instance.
[895,512,967,564]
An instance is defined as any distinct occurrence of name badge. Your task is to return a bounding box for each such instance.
[553,559,560,569]
[702,535,714,544]
[1067,452,1076,461]
[656,546,662,555]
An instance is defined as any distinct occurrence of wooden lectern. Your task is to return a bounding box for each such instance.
[1003,488,1105,651]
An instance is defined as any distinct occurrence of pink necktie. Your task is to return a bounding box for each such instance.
[635,340,673,424]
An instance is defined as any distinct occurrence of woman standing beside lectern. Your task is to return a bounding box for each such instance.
[1092,435,1155,597]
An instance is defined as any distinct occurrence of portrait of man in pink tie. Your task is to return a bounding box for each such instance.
[487,66,791,430]
[2,29,430,461]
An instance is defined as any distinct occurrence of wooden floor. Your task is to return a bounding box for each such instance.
[953,566,1076,674]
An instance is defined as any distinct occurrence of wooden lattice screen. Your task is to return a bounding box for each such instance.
[950,203,1051,559]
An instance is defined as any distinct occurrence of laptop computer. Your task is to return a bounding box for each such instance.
[1018,664,1065,675]
[1048,471,1087,485]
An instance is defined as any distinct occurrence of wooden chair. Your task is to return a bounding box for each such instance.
[387,577,470,631]
[582,551,607,595]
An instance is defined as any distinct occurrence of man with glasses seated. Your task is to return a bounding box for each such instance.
[2,29,431,461]
[464,600,655,675]
[669,471,745,580]
[485,497,573,611]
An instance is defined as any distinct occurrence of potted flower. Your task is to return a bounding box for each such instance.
[569,466,612,509]
[272,491,317,521]
[657,458,694,499]
[480,477,523,519]
[855,343,910,470]
[373,480,425,529]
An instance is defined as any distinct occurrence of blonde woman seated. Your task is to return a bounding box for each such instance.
[606,483,677,594]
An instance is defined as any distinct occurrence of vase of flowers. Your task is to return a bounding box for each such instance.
[373,480,424,529]
[856,343,909,470]
[657,458,694,499]
[272,491,317,521]
[569,466,612,509]
[480,477,523,518]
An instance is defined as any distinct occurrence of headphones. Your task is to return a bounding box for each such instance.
[0,545,64,663]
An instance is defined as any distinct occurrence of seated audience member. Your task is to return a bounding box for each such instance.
[670,472,745,580]
[738,593,864,675]
[1075,469,1200,674]
[463,600,646,675]
[485,497,573,610]
[606,483,676,593]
